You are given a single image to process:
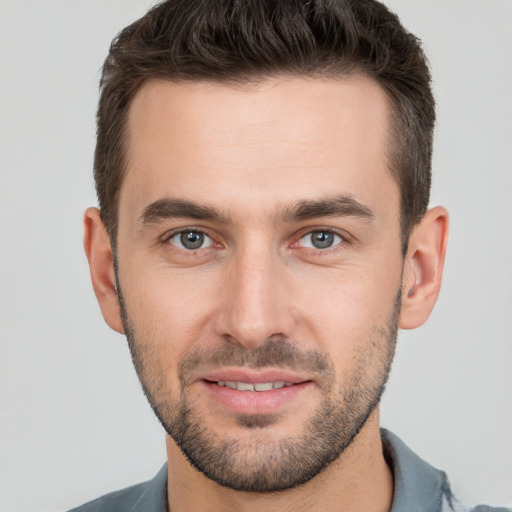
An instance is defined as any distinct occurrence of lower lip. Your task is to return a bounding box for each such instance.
[200,380,314,415]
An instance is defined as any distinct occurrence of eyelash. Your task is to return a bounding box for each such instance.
[296,229,345,250]
[162,227,349,256]
[163,229,217,252]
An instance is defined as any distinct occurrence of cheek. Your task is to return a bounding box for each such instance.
[120,264,219,352]
[293,262,401,358]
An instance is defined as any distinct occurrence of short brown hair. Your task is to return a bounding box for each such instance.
[95,0,435,252]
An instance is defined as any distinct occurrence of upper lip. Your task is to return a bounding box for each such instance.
[199,368,312,385]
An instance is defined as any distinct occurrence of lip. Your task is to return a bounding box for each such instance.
[200,368,311,385]
[198,368,315,416]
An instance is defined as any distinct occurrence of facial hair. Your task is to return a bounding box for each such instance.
[117,281,400,493]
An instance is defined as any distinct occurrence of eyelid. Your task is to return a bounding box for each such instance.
[160,226,218,249]
[298,230,343,249]
[158,225,352,252]
[291,226,352,246]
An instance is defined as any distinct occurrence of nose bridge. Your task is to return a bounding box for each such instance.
[216,240,294,348]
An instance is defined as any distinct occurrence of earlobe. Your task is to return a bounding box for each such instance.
[399,206,449,330]
[83,207,124,334]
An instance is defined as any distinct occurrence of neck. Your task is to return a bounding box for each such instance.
[165,409,393,512]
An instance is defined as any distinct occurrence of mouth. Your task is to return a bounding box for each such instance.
[198,370,315,416]
[209,380,295,391]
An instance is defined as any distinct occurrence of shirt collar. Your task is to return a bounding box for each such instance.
[382,428,453,512]
[128,463,168,512]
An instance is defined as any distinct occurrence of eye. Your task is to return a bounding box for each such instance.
[167,230,214,250]
[298,230,343,249]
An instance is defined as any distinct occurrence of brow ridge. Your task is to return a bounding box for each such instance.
[276,195,375,223]
[138,194,374,228]
[139,198,231,226]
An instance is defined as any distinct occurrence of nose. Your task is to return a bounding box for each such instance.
[215,246,296,349]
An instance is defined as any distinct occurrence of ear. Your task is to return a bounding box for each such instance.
[83,207,124,334]
[399,206,449,330]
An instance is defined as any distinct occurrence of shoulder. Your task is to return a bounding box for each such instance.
[381,429,511,512]
[470,507,512,512]
[439,475,511,512]
[444,500,512,512]
[67,481,151,512]
[67,464,168,512]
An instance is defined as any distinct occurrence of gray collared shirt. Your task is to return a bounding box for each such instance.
[68,429,511,512]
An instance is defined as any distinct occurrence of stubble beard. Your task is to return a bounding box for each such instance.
[117,282,400,493]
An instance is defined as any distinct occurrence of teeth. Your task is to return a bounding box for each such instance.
[236,382,255,391]
[254,382,273,391]
[216,380,293,391]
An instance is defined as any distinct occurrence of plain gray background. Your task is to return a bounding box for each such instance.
[1,1,511,511]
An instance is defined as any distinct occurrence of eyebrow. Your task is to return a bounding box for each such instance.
[276,195,375,223]
[138,194,374,228]
[138,198,232,226]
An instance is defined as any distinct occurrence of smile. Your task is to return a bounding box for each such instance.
[200,376,314,416]
[215,380,294,391]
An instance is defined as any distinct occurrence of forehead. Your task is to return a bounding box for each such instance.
[121,76,397,222]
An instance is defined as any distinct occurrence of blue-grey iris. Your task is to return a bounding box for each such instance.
[311,231,335,249]
[181,231,204,249]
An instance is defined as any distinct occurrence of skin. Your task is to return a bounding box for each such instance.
[84,76,449,512]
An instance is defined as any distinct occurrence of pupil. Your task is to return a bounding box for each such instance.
[181,231,204,249]
[312,231,333,249]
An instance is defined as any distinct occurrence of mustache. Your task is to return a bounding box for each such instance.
[179,339,333,384]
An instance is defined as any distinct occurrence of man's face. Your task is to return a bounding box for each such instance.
[115,77,404,491]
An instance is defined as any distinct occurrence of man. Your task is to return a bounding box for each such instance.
[73,0,509,511]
